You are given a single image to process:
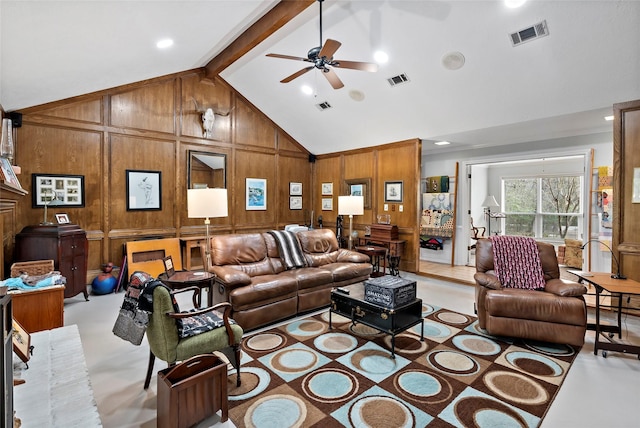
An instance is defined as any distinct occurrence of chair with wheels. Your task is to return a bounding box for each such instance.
[143,284,243,389]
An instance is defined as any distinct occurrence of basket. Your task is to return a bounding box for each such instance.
[10,260,55,278]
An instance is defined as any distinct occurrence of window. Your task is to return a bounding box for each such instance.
[503,175,582,241]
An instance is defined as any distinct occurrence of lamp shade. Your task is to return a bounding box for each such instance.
[481,195,500,208]
[338,195,364,216]
[187,188,228,218]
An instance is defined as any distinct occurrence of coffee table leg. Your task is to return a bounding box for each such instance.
[329,308,333,329]
[390,334,396,359]
[420,319,424,342]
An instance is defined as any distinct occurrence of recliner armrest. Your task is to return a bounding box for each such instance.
[210,266,252,288]
[336,249,370,263]
[474,272,502,290]
[545,278,587,297]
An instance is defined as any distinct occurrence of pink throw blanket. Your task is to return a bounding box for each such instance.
[490,235,545,290]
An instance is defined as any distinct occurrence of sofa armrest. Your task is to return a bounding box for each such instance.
[210,266,251,288]
[474,272,503,290]
[336,249,370,263]
[545,278,587,297]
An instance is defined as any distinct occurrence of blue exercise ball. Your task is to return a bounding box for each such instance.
[92,273,117,295]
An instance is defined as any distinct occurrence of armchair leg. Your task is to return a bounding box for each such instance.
[144,351,156,390]
[233,344,241,387]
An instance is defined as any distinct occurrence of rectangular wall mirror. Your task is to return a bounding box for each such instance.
[188,151,226,189]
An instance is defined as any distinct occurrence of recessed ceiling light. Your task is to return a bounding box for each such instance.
[434,141,450,146]
[505,0,526,8]
[604,115,614,121]
[374,51,389,64]
[349,90,365,101]
[301,85,313,95]
[156,39,174,49]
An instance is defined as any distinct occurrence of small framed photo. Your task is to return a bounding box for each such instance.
[290,196,302,210]
[0,158,22,190]
[322,197,333,211]
[55,213,70,224]
[290,182,302,196]
[321,182,333,196]
[246,178,267,210]
[163,255,175,278]
[32,173,85,208]
[126,170,162,211]
[385,181,403,203]
[12,319,32,365]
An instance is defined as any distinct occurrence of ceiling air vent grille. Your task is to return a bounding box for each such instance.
[510,20,549,46]
[316,101,332,111]
[387,73,410,87]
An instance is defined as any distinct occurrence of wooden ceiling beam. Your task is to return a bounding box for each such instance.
[204,0,316,80]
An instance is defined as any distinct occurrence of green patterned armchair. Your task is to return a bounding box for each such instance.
[144,285,243,389]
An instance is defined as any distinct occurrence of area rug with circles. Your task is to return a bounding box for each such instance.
[227,304,580,428]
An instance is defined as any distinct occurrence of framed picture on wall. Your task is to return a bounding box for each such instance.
[290,182,302,196]
[32,173,85,208]
[385,181,403,203]
[322,197,333,211]
[246,178,267,210]
[290,196,302,210]
[344,178,371,209]
[321,182,333,195]
[126,170,162,211]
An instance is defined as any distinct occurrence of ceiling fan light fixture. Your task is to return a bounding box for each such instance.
[301,85,314,95]
[156,38,174,49]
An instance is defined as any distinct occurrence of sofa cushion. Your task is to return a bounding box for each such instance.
[297,229,341,267]
[211,233,269,266]
[320,263,372,282]
[229,274,298,311]
[280,267,334,291]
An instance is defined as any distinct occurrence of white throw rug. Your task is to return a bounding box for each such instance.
[13,324,102,427]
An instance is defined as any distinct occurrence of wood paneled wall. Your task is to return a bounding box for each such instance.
[6,70,422,280]
[315,139,422,273]
[10,71,312,279]
[613,99,640,310]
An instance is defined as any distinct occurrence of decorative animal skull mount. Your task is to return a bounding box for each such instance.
[191,99,232,139]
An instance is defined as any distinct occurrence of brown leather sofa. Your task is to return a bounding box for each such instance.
[474,238,587,347]
[203,229,372,331]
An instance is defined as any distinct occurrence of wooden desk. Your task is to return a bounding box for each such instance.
[358,237,405,276]
[180,236,206,271]
[9,285,65,333]
[570,271,640,358]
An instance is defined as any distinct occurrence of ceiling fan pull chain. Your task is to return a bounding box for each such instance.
[319,0,323,47]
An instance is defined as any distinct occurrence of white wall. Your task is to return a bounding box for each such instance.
[421,132,613,269]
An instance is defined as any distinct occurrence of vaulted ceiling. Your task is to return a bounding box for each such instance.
[2,1,639,155]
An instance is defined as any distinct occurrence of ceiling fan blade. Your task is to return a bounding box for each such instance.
[319,39,341,59]
[333,60,379,73]
[322,68,344,89]
[266,53,311,62]
[281,66,314,83]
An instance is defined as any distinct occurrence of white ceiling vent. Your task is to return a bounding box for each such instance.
[510,20,549,46]
[316,101,332,111]
[387,73,410,87]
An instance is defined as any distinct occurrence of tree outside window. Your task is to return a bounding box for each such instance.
[503,176,581,240]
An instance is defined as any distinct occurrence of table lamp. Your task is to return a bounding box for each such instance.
[41,190,64,225]
[481,195,500,235]
[338,195,364,250]
[187,188,228,268]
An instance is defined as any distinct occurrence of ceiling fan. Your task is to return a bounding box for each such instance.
[266,0,378,90]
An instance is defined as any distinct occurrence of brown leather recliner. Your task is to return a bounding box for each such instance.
[474,238,587,347]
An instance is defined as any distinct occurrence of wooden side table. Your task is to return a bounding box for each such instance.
[356,245,387,277]
[179,236,206,271]
[159,271,215,307]
[358,237,405,276]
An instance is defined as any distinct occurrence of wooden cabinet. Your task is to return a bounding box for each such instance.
[9,285,64,332]
[14,224,89,300]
